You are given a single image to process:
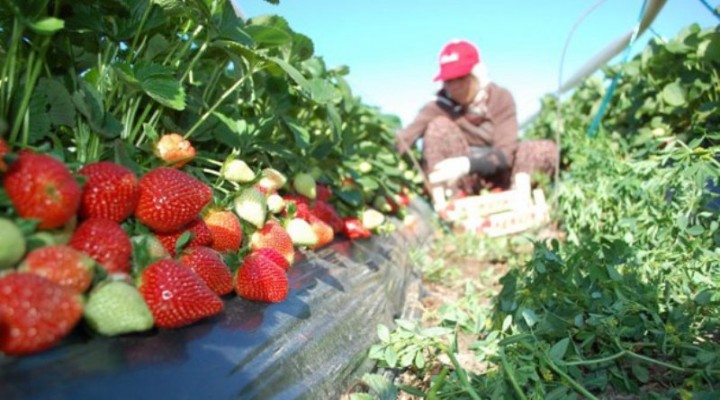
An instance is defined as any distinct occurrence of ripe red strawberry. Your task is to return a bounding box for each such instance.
[19,245,95,294]
[155,217,213,257]
[69,218,132,274]
[234,252,288,303]
[202,209,242,253]
[78,161,139,222]
[138,259,223,328]
[316,184,333,202]
[178,246,234,296]
[311,200,344,233]
[0,138,9,172]
[253,247,290,271]
[135,167,212,233]
[309,216,334,250]
[342,217,372,240]
[3,151,81,229]
[154,133,196,168]
[250,220,295,265]
[0,273,83,355]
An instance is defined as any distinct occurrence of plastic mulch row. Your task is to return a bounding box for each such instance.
[0,199,435,400]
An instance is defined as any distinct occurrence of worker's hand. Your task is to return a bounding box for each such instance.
[428,156,470,184]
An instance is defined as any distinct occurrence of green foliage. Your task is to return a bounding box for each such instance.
[368,22,720,399]
[0,0,419,214]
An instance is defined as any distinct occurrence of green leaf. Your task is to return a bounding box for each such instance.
[501,315,513,332]
[686,225,705,236]
[270,57,310,91]
[521,308,538,328]
[606,265,622,281]
[141,78,185,110]
[361,373,398,400]
[631,364,649,383]
[283,118,310,149]
[549,337,570,362]
[377,324,390,343]
[28,78,76,143]
[244,25,292,47]
[384,346,398,367]
[349,394,373,400]
[661,81,686,107]
[28,17,64,35]
[694,289,713,305]
[308,78,341,105]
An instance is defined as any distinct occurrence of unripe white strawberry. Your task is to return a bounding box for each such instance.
[285,218,318,247]
[234,187,267,228]
[267,193,286,214]
[0,218,26,270]
[293,172,316,199]
[257,168,287,192]
[222,159,255,183]
[361,208,386,230]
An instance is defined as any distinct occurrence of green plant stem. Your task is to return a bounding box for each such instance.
[1,18,23,119]
[544,355,599,400]
[438,344,481,400]
[499,349,528,400]
[183,74,249,139]
[127,1,153,62]
[426,366,449,400]
[9,35,51,145]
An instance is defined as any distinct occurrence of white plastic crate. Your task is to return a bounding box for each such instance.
[432,173,550,237]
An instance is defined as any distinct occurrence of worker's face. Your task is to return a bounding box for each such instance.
[443,74,477,106]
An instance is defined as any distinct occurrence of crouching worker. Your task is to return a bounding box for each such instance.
[395,39,558,200]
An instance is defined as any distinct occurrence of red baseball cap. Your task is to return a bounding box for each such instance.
[433,40,480,81]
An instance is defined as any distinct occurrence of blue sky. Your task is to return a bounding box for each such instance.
[237,1,719,129]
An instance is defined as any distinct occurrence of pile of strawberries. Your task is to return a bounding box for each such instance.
[0,137,411,356]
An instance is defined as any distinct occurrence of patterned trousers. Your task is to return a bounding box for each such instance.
[422,116,558,193]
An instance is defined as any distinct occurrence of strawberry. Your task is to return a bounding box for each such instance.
[285,217,318,247]
[266,193,286,214]
[3,151,81,229]
[293,172,316,199]
[83,280,154,336]
[257,167,287,192]
[253,247,290,271]
[361,208,386,230]
[0,138,9,172]
[78,161,139,222]
[309,216,334,250]
[135,167,212,233]
[310,200,344,233]
[154,133,196,168]
[138,259,223,329]
[342,217,372,240]
[178,246,234,296]
[69,218,132,274]
[251,220,295,265]
[202,209,242,253]
[221,158,255,183]
[19,245,95,294]
[233,187,267,229]
[155,217,213,257]
[0,218,26,269]
[234,252,288,303]
[0,273,83,355]
[316,184,333,202]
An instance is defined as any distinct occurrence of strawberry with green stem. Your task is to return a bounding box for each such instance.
[3,151,81,230]
[155,217,213,257]
[202,209,242,253]
[251,220,295,265]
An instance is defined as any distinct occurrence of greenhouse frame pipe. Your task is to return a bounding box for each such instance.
[520,0,667,128]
